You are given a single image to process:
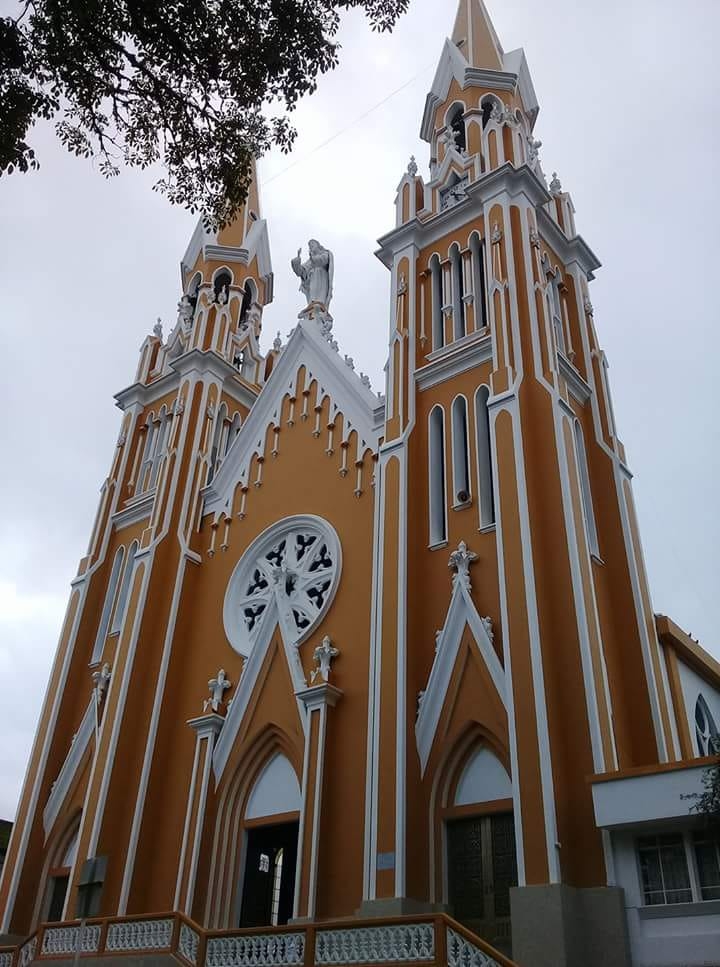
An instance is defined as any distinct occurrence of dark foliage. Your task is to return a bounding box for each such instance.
[0,0,408,226]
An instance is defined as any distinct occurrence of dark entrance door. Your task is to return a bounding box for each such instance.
[239,821,299,928]
[447,813,518,956]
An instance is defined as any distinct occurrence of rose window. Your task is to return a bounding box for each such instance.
[223,516,341,656]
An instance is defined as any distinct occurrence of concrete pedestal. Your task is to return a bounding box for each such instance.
[510,885,631,967]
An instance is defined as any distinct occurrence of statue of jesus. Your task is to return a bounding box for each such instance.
[291,239,334,315]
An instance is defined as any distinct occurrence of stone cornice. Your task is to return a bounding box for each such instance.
[416,331,493,391]
[114,349,259,412]
[558,353,592,404]
[376,164,549,266]
[537,207,601,279]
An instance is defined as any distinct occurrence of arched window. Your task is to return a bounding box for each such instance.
[451,396,470,506]
[213,269,232,305]
[429,406,447,546]
[573,421,599,557]
[225,412,242,456]
[208,403,228,484]
[447,104,466,153]
[450,244,465,340]
[481,95,500,129]
[91,547,125,665]
[187,272,202,320]
[149,405,172,489]
[475,386,495,528]
[695,695,720,757]
[111,541,138,635]
[240,278,258,328]
[429,255,443,350]
[470,233,488,330]
[547,269,566,354]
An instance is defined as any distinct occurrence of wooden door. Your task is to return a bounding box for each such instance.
[447,813,517,956]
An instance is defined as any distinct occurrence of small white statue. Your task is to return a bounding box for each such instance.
[153,318,163,341]
[549,172,562,195]
[177,295,195,330]
[204,669,232,712]
[92,663,112,702]
[291,240,334,317]
[310,636,340,684]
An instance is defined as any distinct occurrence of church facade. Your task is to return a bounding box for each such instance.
[1,3,719,967]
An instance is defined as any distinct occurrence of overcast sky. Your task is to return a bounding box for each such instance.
[0,0,718,821]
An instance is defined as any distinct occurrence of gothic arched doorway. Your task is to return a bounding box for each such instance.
[237,753,301,928]
[442,745,517,956]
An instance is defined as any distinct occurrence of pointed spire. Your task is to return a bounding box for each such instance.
[452,0,504,71]
[217,157,262,249]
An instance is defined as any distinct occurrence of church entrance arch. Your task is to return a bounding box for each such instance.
[237,753,301,928]
[438,741,517,957]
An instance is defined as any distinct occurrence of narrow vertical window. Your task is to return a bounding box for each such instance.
[549,273,566,354]
[111,541,138,635]
[429,406,447,546]
[225,412,242,456]
[451,396,470,506]
[91,547,125,664]
[447,104,466,153]
[149,406,171,488]
[430,255,443,350]
[450,245,465,340]
[470,234,488,329]
[208,403,228,484]
[573,420,599,557]
[475,386,495,527]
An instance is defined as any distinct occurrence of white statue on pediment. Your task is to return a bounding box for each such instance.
[291,240,334,319]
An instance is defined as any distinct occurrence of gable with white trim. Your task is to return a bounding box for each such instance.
[416,578,506,775]
[203,317,384,521]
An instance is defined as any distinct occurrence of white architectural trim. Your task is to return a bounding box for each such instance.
[416,332,493,391]
[203,319,383,519]
[592,765,708,829]
[416,581,506,774]
[43,700,95,836]
[212,596,306,782]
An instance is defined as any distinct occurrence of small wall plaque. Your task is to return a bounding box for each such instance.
[377,851,396,871]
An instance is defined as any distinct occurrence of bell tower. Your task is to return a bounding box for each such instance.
[367,0,675,959]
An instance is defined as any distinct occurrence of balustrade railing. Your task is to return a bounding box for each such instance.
[0,912,516,967]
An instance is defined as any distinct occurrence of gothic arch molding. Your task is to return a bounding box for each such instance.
[205,723,303,928]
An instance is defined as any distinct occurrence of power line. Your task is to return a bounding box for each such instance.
[260,62,434,188]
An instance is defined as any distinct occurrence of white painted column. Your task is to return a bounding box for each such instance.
[174,712,225,915]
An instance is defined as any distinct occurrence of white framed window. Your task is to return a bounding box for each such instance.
[450,244,465,341]
[637,829,720,907]
[469,233,488,329]
[693,830,720,900]
[475,386,495,528]
[91,547,125,664]
[110,541,138,635]
[573,420,599,557]
[429,406,448,546]
[430,255,443,350]
[451,396,471,507]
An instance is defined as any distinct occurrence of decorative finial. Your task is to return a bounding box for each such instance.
[344,355,355,371]
[360,373,371,390]
[310,636,340,684]
[153,318,163,341]
[273,331,283,352]
[449,540,478,590]
[549,172,562,195]
[407,155,418,177]
[204,669,232,713]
